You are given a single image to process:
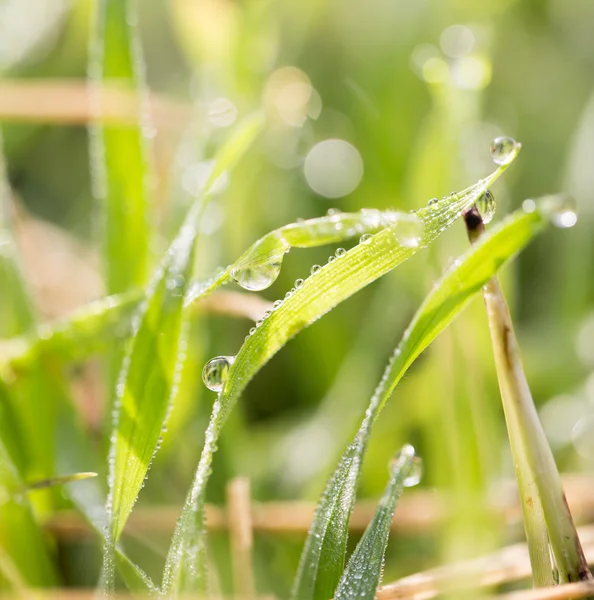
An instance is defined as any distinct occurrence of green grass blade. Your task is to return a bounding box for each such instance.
[0,439,58,587]
[5,206,418,372]
[161,157,519,597]
[89,0,152,294]
[291,207,547,599]
[107,204,200,544]
[333,446,416,600]
[104,114,265,590]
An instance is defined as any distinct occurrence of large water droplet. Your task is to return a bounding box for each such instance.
[489,136,519,166]
[391,213,424,247]
[230,232,290,291]
[202,356,235,392]
[403,457,424,487]
[475,189,496,224]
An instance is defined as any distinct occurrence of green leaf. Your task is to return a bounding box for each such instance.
[333,446,416,600]
[90,0,152,294]
[161,155,520,597]
[291,207,547,599]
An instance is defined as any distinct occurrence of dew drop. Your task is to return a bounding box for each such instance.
[327,208,340,216]
[489,136,519,166]
[403,457,424,487]
[295,278,304,289]
[202,356,235,392]
[328,255,335,263]
[475,189,496,224]
[310,264,322,275]
[249,327,256,335]
[428,197,438,206]
[230,232,290,291]
[359,233,372,244]
[391,212,424,247]
[273,300,283,309]
[335,247,346,258]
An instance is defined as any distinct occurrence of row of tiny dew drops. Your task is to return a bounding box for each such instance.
[202,136,577,394]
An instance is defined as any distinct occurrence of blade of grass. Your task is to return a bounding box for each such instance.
[333,446,416,600]
[291,206,547,600]
[89,0,152,294]
[0,439,59,587]
[464,204,593,585]
[3,207,426,373]
[103,114,265,590]
[161,155,520,597]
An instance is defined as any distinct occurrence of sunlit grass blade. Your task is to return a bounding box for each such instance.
[333,446,416,600]
[5,207,431,372]
[103,113,265,591]
[106,205,200,544]
[161,156,519,597]
[291,206,547,600]
[89,0,152,294]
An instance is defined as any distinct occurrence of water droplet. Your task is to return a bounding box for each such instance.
[263,311,271,318]
[249,327,256,335]
[359,233,372,244]
[428,197,438,206]
[230,232,290,291]
[256,319,263,327]
[310,264,322,275]
[335,247,346,258]
[403,457,423,487]
[202,356,235,392]
[273,300,283,309]
[475,189,496,224]
[328,255,335,263]
[327,208,340,216]
[391,212,424,247]
[295,278,304,289]
[489,136,519,166]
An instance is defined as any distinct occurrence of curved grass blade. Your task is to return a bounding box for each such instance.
[162,156,520,597]
[89,0,152,294]
[333,446,416,600]
[3,207,422,373]
[291,207,547,599]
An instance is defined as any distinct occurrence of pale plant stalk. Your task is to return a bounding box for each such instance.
[464,207,592,586]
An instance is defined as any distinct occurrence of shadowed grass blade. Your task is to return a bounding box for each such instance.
[0,439,58,587]
[161,155,520,597]
[89,0,152,294]
[291,207,547,599]
[333,446,416,600]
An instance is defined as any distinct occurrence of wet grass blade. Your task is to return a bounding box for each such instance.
[291,206,547,599]
[333,446,416,600]
[4,207,425,372]
[161,156,520,597]
[104,114,265,589]
[106,204,200,544]
[89,0,152,294]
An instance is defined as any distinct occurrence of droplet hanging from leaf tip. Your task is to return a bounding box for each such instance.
[475,189,496,224]
[202,356,235,392]
[489,135,520,166]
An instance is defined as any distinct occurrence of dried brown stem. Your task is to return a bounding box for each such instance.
[227,477,256,597]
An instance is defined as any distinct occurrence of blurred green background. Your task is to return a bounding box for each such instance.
[1,0,594,595]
